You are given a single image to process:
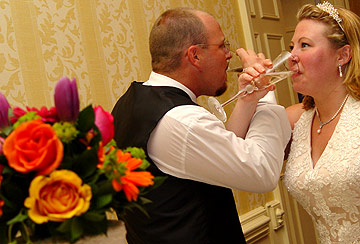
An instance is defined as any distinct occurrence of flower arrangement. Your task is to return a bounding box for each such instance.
[0,77,164,243]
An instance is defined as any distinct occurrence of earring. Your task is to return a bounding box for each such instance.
[338,64,343,78]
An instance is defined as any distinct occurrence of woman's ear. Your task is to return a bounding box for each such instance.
[338,44,352,66]
[186,45,201,68]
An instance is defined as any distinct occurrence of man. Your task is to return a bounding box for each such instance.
[112,7,291,244]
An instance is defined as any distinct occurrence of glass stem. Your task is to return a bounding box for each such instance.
[221,91,242,107]
[221,84,254,107]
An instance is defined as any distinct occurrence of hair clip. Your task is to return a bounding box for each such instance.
[316,1,344,32]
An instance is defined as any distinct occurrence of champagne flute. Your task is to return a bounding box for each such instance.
[208,50,295,122]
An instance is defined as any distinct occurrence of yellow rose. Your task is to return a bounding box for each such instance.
[24,170,92,224]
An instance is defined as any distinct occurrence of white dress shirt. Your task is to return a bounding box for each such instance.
[145,72,291,193]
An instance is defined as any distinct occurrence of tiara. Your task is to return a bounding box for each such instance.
[316,1,344,32]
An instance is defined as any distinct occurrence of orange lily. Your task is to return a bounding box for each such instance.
[0,199,4,217]
[112,149,154,201]
[97,142,105,169]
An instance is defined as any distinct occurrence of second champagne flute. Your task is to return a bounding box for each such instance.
[208,50,296,122]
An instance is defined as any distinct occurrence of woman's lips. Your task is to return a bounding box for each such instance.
[291,71,301,79]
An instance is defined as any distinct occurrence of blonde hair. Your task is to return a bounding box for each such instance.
[297,4,360,109]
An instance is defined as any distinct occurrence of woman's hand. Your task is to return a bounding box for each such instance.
[236,48,274,102]
[237,48,272,71]
[226,49,274,137]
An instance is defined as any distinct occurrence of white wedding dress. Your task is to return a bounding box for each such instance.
[284,96,360,244]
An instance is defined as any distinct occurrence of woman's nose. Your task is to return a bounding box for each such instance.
[288,53,299,71]
[289,53,299,64]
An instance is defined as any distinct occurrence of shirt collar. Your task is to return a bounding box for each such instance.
[143,71,197,103]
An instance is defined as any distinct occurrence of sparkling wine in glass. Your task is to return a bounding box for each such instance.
[208,50,295,122]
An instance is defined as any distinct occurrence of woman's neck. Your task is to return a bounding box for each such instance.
[313,89,348,122]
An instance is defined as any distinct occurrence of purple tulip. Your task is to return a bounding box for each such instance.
[0,92,10,128]
[54,77,79,122]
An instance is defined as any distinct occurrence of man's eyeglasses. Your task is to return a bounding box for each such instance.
[196,39,231,53]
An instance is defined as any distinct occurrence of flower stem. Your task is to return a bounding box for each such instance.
[8,223,13,243]
[20,221,32,244]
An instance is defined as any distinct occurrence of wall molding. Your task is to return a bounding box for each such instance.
[253,32,263,53]
[240,206,271,244]
[248,0,256,17]
[266,200,285,230]
[239,200,285,243]
[263,33,285,59]
[257,0,280,20]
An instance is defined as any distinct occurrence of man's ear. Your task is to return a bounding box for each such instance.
[187,45,201,68]
[338,44,352,66]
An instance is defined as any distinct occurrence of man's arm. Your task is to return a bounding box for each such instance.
[147,104,291,193]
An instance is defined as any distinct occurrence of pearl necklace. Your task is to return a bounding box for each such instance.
[314,94,349,134]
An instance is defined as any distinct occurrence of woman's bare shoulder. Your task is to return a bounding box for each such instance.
[286,103,305,129]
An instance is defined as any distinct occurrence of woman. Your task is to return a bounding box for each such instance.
[283,2,360,243]
[237,2,360,244]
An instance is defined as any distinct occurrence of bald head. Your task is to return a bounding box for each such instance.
[149,8,211,73]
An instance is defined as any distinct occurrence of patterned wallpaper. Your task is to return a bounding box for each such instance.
[0,0,273,215]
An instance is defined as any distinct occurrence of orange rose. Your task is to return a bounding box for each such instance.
[24,169,92,224]
[3,119,63,175]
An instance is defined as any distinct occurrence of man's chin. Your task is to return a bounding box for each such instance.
[214,83,227,97]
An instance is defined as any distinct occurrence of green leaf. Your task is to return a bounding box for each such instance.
[152,176,167,188]
[0,125,12,136]
[57,219,72,233]
[0,155,8,167]
[70,218,84,243]
[70,149,98,180]
[96,194,113,209]
[82,211,106,222]
[124,147,146,159]
[82,218,108,235]
[92,180,115,196]
[77,105,95,133]
[140,176,167,195]
[124,202,150,218]
[139,197,152,205]
[138,158,150,170]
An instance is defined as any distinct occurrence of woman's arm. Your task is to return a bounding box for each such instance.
[226,48,273,137]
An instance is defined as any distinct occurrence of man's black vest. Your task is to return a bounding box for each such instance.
[111,81,246,244]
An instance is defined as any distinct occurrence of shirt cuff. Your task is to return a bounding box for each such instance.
[259,91,277,104]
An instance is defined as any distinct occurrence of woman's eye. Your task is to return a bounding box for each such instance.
[301,43,309,48]
[289,45,294,51]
